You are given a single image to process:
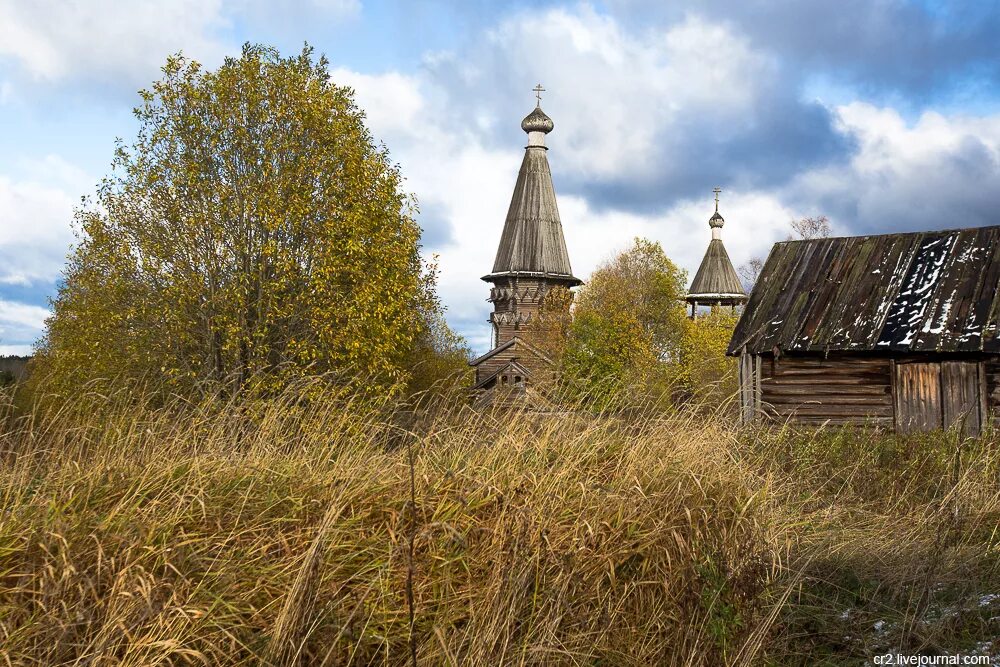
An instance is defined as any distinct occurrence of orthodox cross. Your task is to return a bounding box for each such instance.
[533,83,545,106]
[713,186,722,212]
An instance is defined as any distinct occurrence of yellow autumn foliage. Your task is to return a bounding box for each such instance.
[558,238,739,411]
[32,44,452,399]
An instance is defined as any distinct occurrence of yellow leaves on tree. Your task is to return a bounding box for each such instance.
[34,44,442,397]
[677,309,739,409]
[561,238,689,408]
[559,237,740,412]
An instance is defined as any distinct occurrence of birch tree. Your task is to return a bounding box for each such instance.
[36,44,442,396]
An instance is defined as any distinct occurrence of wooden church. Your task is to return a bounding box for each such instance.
[729,226,1000,434]
[468,88,1000,434]
[469,89,581,401]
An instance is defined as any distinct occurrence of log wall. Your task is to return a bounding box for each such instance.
[750,354,997,432]
[758,354,894,426]
[986,360,1000,421]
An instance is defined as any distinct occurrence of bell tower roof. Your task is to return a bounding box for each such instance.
[483,85,581,286]
[686,188,747,304]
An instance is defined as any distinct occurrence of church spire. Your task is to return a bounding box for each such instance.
[470,87,580,397]
[484,86,580,285]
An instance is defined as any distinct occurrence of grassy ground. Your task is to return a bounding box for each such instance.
[0,384,997,665]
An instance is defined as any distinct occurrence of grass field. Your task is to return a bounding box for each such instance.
[0,383,997,665]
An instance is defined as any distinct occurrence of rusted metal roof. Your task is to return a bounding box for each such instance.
[483,107,581,286]
[687,239,746,302]
[728,225,1000,355]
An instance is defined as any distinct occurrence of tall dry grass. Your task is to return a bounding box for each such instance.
[0,381,997,665]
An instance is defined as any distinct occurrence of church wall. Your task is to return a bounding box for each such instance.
[489,276,553,347]
[474,342,552,386]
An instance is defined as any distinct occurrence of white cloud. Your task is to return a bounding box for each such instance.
[466,8,775,181]
[789,103,1000,233]
[0,155,89,285]
[0,0,361,96]
[0,299,50,351]
[0,299,49,329]
[0,0,232,86]
[303,0,359,15]
[329,68,425,139]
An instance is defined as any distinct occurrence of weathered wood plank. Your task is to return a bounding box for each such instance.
[941,361,981,436]
[764,395,892,407]
[761,376,890,386]
[894,362,942,433]
[763,385,890,396]
[764,405,894,418]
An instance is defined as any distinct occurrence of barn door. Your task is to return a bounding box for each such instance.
[941,362,981,436]
[894,361,982,435]
[894,362,942,433]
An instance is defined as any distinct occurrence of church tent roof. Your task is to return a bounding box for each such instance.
[483,105,581,286]
[687,238,745,301]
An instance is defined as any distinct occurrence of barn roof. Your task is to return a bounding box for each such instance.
[483,105,581,286]
[728,225,1000,356]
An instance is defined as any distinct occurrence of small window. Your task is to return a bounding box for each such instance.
[514,375,522,384]
[501,375,508,385]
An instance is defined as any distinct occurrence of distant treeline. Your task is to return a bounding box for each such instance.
[0,356,31,385]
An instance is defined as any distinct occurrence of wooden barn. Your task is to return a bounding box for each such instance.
[728,225,1000,434]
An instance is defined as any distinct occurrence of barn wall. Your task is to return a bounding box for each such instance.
[986,360,1000,422]
[758,354,894,426]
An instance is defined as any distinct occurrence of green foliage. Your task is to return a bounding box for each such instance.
[559,238,741,411]
[677,308,739,409]
[32,44,451,399]
[561,238,688,408]
[532,285,574,366]
[402,306,473,395]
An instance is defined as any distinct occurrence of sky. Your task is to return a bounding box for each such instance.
[2,1,1000,356]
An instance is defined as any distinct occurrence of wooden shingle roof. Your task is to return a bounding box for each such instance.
[728,225,1000,355]
[687,238,746,301]
[483,109,580,285]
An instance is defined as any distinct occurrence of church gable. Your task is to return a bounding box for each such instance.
[472,359,534,391]
[469,335,555,388]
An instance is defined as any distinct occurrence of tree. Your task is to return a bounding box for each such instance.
[402,306,473,395]
[676,309,739,409]
[532,285,574,366]
[738,216,830,290]
[561,238,688,408]
[34,44,446,397]
[789,215,831,241]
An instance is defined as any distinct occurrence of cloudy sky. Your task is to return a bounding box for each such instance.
[1,0,999,355]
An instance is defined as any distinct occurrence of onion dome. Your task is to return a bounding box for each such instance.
[709,211,725,229]
[521,106,554,134]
